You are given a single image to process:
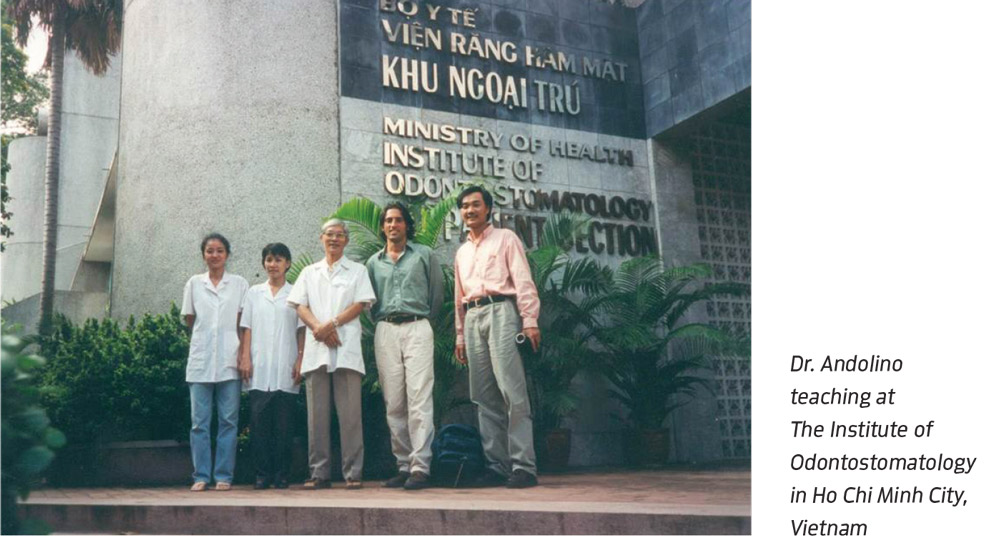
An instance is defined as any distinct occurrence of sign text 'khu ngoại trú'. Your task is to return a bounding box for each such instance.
[378,0,630,115]
[371,0,656,256]
[381,116,657,257]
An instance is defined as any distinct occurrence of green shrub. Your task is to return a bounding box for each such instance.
[36,305,190,444]
[2,332,65,535]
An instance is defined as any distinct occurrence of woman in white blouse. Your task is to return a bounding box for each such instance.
[238,243,305,490]
[181,233,249,491]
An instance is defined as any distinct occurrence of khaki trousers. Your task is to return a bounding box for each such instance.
[374,319,436,475]
[305,367,363,481]
[464,300,537,476]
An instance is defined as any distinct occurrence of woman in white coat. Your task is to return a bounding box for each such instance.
[181,233,249,491]
[238,243,305,489]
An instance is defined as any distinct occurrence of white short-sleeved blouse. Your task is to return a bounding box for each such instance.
[181,272,249,383]
[240,282,303,394]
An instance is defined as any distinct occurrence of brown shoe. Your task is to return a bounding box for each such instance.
[383,471,410,488]
[470,470,507,488]
[403,471,431,490]
[190,481,208,492]
[345,479,362,490]
[506,469,537,489]
[303,478,331,490]
[214,482,232,491]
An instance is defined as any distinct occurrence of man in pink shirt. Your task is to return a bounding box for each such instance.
[453,186,541,488]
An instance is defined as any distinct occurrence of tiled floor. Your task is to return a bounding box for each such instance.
[26,469,750,517]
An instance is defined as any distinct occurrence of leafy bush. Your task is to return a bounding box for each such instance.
[585,258,750,430]
[2,332,65,535]
[36,305,190,444]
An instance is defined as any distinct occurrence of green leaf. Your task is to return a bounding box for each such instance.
[16,353,44,372]
[414,193,457,248]
[44,427,66,449]
[331,197,383,235]
[286,252,315,285]
[1,356,15,378]
[12,407,49,433]
[18,518,52,535]
[15,446,55,475]
[2,334,25,352]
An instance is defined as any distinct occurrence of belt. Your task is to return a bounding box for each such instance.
[381,313,425,324]
[463,294,512,312]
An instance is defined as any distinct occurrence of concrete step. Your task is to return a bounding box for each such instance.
[21,470,751,535]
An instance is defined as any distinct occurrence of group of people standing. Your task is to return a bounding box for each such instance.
[181,186,542,492]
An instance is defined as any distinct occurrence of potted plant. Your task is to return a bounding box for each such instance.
[522,214,611,471]
[587,258,749,466]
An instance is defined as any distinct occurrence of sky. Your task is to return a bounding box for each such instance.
[25,17,48,73]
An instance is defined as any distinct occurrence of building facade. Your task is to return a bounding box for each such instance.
[2,0,750,464]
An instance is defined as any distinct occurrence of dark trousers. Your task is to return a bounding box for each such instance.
[249,390,295,482]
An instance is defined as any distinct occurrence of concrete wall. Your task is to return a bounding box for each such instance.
[637,0,750,136]
[0,51,120,304]
[2,136,46,303]
[113,0,343,318]
[1,290,109,336]
[648,138,724,462]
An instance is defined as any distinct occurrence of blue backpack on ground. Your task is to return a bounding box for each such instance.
[431,424,486,487]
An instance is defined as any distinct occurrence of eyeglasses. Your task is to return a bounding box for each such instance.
[323,231,348,240]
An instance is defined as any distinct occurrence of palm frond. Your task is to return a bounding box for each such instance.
[330,197,383,236]
[527,245,564,288]
[286,253,315,285]
[413,193,457,248]
[559,257,613,296]
[663,281,749,328]
[538,211,590,251]
[661,262,714,282]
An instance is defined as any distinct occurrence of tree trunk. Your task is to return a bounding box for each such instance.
[38,18,65,336]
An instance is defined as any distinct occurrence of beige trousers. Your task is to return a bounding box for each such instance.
[374,319,436,475]
[465,300,537,476]
[305,367,363,481]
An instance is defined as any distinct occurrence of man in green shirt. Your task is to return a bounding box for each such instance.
[366,203,444,490]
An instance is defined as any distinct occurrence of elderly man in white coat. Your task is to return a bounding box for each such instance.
[288,219,376,489]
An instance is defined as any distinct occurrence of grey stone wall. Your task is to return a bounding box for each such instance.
[113,0,342,318]
[2,136,46,304]
[342,0,644,137]
[341,96,651,258]
[647,114,752,462]
[637,0,750,136]
[648,137,724,462]
[1,291,109,336]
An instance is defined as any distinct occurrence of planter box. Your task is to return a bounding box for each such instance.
[49,438,313,487]
[48,440,192,487]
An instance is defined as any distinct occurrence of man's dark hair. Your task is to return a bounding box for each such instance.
[201,232,231,255]
[378,202,416,241]
[260,242,292,268]
[457,185,493,214]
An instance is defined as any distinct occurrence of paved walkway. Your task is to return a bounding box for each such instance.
[27,469,749,516]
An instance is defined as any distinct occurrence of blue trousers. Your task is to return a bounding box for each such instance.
[189,380,241,484]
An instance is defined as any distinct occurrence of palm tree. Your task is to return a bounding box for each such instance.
[4,0,122,335]
[586,258,750,431]
[520,213,611,431]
